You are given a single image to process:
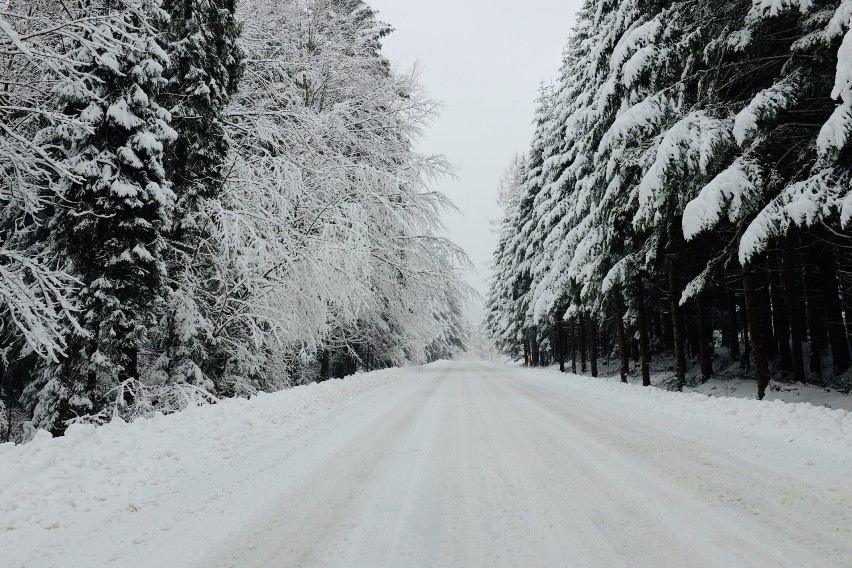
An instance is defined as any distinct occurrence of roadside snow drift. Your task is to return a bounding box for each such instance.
[0,368,407,568]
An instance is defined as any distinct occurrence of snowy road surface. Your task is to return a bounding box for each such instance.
[2,362,851,567]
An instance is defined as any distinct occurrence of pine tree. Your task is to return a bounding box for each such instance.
[155,0,243,389]
[486,0,851,395]
[25,0,176,432]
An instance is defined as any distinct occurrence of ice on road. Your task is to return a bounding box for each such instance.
[2,361,851,567]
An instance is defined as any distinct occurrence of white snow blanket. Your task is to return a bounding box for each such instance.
[1,361,850,567]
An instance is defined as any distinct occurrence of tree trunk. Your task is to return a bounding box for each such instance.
[758,261,777,361]
[662,307,674,352]
[629,331,639,364]
[635,274,651,386]
[531,328,541,367]
[781,238,805,382]
[579,313,587,373]
[570,318,578,374]
[685,301,699,361]
[805,248,827,378]
[1,354,8,443]
[556,319,566,372]
[320,349,331,381]
[769,249,793,376]
[652,310,664,355]
[588,314,598,378]
[819,248,851,375]
[743,262,770,400]
[696,292,713,382]
[846,301,852,347]
[841,248,852,339]
[842,250,852,340]
[127,347,139,380]
[614,293,629,383]
[726,282,741,361]
[669,263,686,391]
[347,349,357,376]
[740,294,751,370]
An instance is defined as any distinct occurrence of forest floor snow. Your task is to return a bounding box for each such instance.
[1,361,851,567]
[574,351,852,412]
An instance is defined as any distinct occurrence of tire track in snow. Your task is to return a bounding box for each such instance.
[503,370,852,566]
[195,361,852,568]
[198,367,453,567]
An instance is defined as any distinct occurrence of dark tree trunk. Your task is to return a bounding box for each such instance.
[579,313,587,373]
[805,248,827,378]
[841,249,852,340]
[740,294,751,370]
[819,248,851,375]
[794,241,808,343]
[128,347,139,380]
[758,261,777,361]
[782,238,806,382]
[556,319,566,372]
[846,301,852,346]
[696,292,713,382]
[769,249,793,376]
[685,301,699,361]
[662,307,674,352]
[614,293,629,383]
[726,282,741,361]
[629,331,639,364]
[588,314,598,378]
[843,256,852,340]
[652,310,664,355]
[570,318,578,374]
[669,263,686,391]
[531,329,541,367]
[0,354,8,443]
[320,349,331,381]
[635,274,651,386]
[87,370,98,395]
[743,262,770,400]
[841,247,852,340]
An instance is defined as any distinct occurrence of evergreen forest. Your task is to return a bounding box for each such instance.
[486,0,852,398]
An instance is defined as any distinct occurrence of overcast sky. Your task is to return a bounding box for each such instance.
[367,1,584,320]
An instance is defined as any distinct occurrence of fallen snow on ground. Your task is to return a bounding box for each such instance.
[575,355,852,412]
[525,365,852,454]
[0,367,408,568]
[688,375,852,411]
[2,361,851,567]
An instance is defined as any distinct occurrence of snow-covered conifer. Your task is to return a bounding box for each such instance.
[25,0,176,431]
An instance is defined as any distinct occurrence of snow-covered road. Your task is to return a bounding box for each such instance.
[3,361,852,567]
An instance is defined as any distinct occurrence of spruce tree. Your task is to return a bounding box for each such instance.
[156,0,243,389]
[25,0,175,431]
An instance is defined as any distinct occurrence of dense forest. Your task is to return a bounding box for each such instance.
[0,0,469,440]
[486,0,852,398]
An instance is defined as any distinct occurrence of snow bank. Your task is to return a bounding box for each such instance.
[0,367,407,568]
[526,367,852,451]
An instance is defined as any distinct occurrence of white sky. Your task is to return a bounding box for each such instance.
[367,1,584,320]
